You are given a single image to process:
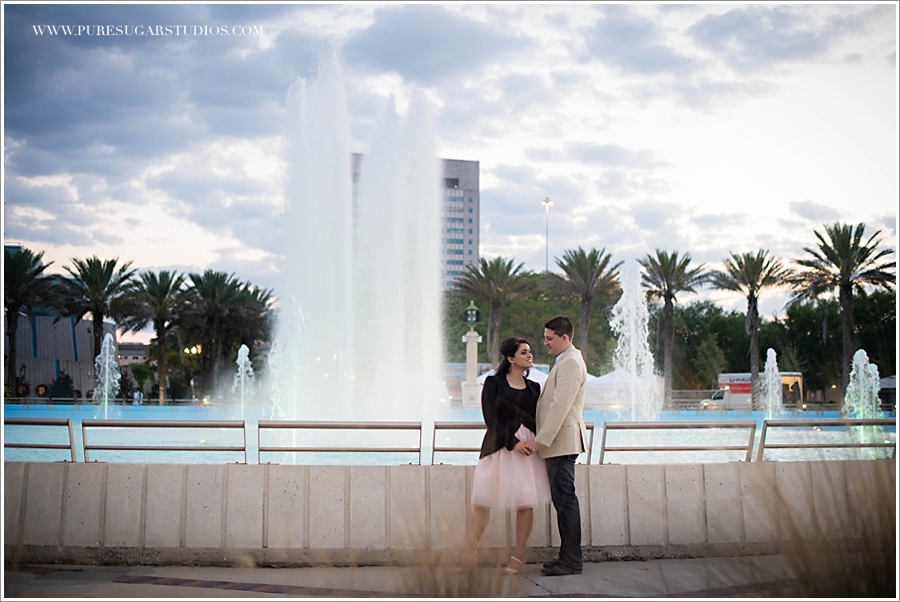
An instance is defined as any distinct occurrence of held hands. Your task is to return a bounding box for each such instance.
[514,440,541,456]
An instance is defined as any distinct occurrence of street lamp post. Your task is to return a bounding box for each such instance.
[542,197,553,272]
[462,300,482,409]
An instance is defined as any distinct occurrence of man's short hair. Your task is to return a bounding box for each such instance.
[544,316,574,339]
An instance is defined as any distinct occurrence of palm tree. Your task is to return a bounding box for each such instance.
[121,270,186,404]
[179,271,273,397]
[4,247,59,397]
[184,270,239,390]
[638,249,707,406]
[452,256,536,366]
[546,247,622,364]
[58,256,136,358]
[181,270,244,393]
[790,223,896,392]
[224,284,274,354]
[710,250,790,409]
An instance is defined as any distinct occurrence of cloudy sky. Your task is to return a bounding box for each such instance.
[3,3,897,342]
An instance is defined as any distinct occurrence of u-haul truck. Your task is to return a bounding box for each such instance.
[706,372,804,409]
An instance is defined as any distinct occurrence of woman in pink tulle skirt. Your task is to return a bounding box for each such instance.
[460,337,551,575]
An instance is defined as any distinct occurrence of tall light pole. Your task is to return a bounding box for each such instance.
[542,197,553,273]
[462,301,482,409]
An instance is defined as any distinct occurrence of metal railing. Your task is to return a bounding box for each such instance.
[431,422,482,465]
[597,421,757,464]
[7,417,896,465]
[81,419,247,463]
[4,397,207,406]
[3,418,77,462]
[756,418,896,461]
[431,421,595,465]
[257,421,422,465]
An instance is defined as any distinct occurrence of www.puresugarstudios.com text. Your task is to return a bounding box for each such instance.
[31,25,264,36]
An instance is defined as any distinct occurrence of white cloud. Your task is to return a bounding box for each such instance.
[3,3,896,314]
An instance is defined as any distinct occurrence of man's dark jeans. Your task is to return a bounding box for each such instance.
[545,454,582,570]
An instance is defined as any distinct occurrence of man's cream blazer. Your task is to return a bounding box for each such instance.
[535,345,589,458]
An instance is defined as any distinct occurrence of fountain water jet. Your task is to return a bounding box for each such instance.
[232,344,255,420]
[761,348,785,420]
[842,349,885,459]
[268,297,309,421]
[270,46,443,422]
[843,349,883,420]
[609,261,661,421]
[92,332,121,419]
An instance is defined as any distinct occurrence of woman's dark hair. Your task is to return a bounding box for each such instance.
[497,337,531,377]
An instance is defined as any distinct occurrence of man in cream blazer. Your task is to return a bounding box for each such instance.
[533,316,588,576]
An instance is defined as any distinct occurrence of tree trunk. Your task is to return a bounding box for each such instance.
[488,302,502,368]
[93,313,104,359]
[839,284,854,396]
[662,297,674,407]
[579,298,592,366]
[157,322,168,405]
[747,297,760,410]
[211,315,223,396]
[5,309,19,397]
[211,339,221,396]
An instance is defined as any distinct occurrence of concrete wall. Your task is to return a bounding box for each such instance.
[4,459,894,567]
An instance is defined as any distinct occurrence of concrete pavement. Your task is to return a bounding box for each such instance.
[4,554,804,598]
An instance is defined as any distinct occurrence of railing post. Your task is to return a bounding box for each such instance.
[598,424,609,465]
[67,419,76,462]
[745,422,756,463]
[756,421,769,462]
[585,422,595,465]
[82,420,90,462]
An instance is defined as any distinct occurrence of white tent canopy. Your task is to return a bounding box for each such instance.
[588,369,640,388]
[468,368,661,411]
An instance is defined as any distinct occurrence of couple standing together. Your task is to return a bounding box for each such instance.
[462,316,588,577]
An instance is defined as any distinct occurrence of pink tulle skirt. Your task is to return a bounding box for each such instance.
[471,424,552,510]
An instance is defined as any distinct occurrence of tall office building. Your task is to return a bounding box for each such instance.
[441,159,480,289]
[351,156,480,290]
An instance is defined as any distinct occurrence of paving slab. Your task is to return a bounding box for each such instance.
[3,554,806,599]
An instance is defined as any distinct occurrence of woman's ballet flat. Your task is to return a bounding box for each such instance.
[502,555,523,576]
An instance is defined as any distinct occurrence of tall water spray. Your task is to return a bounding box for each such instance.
[92,332,121,419]
[351,93,444,420]
[268,298,308,420]
[761,348,785,420]
[232,344,255,420]
[843,349,883,419]
[609,261,661,421]
[842,349,885,458]
[270,46,443,422]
